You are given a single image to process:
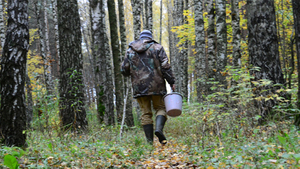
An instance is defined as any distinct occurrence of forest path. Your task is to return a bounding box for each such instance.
[134,138,199,168]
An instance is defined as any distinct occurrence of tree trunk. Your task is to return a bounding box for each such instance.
[0,0,5,50]
[25,70,33,128]
[90,0,115,125]
[292,0,300,125]
[0,0,29,147]
[81,25,93,107]
[231,0,241,67]
[118,0,134,127]
[206,0,216,94]
[194,0,205,102]
[35,0,53,95]
[131,0,142,39]
[142,0,152,32]
[180,0,188,100]
[247,0,285,119]
[145,0,153,32]
[43,0,54,94]
[57,0,88,131]
[108,0,124,124]
[159,0,163,44]
[172,0,184,96]
[215,0,227,87]
[51,0,60,78]
[167,0,174,64]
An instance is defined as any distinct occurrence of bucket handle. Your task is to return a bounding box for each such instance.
[170,84,175,93]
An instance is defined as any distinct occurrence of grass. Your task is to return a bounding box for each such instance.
[1,102,300,168]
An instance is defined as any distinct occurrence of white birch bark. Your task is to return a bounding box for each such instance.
[180,0,188,99]
[0,0,29,146]
[43,0,54,94]
[0,0,5,49]
[215,0,227,85]
[131,0,142,39]
[159,0,162,44]
[207,0,216,92]
[194,0,205,102]
[90,0,114,125]
[147,0,153,32]
[231,0,241,67]
[51,0,60,75]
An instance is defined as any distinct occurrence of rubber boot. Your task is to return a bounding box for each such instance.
[155,115,167,145]
[143,124,153,144]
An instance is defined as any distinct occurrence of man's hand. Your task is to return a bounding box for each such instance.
[171,84,175,92]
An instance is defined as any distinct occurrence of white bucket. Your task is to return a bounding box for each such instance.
[163,92,183,117]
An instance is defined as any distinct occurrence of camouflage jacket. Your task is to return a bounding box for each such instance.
[121,38,175,98]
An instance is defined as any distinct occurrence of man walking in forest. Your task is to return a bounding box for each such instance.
[121,30,175,145]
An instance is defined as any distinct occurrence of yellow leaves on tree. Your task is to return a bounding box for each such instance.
[27,28,45,100]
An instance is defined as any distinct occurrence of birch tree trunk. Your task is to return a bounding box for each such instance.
[0,0,29,147]
[35,0,53,95]
[118,0,134,127]
[51,0,60,77]
[81,24,94,106]
[172,0,183,95]
[0,0,5,50]
[90,0,114,125]
[194,0,205,102]
[142,0,152,32]
[167,0,174,64]
[215,0,227,86]
[108,0,124,124]
[180,0,188,99]
[231,0,241,67]
[206,0,216,94]
[247,0,285,119]
[159,0,163,44]
[131,0,142,39]
[146,0,153,32]
[43,0,54,94]
[58,0,88,131]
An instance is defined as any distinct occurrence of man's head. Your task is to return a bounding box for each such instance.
[140,30,152,39]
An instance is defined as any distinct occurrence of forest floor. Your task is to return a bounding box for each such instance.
[1,104,300,168]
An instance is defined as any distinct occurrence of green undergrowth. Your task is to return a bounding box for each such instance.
[1,104,300,168]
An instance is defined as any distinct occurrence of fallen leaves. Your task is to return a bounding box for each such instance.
[138,139,198,168]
